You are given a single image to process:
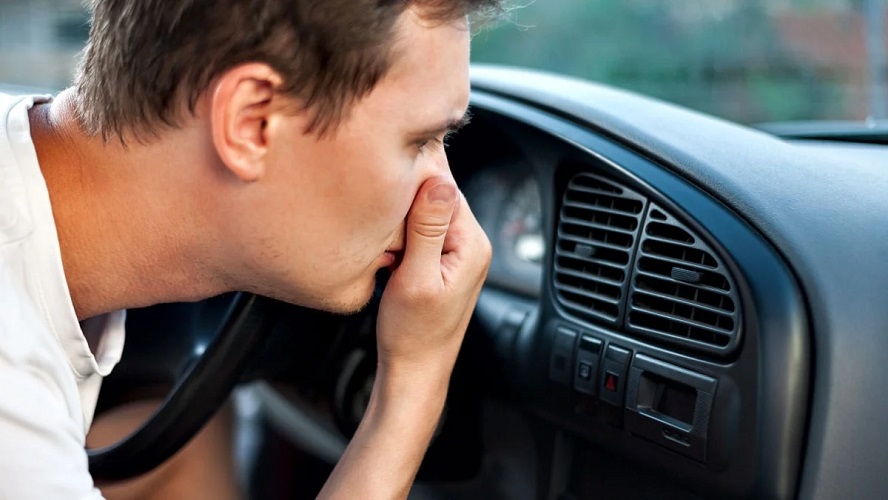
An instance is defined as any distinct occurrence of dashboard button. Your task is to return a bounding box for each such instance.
[574,335,602,396]
[600,344,631,407]
[549,327,577,385]
[604,371,619,392]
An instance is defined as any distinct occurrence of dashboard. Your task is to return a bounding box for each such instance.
[443,66,886,499]
[448,81,806,499]
[93,66,888,499]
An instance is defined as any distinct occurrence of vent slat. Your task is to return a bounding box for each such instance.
[562,207,639,232]
[560,300,622,323]
[631,288,734,316]
[568,177,623,194]
[563,192,644,215]
[637,256,728,291]
[643,234,698,248]
[645,221,695,244]
[554,282,622,305]
[554,265,624,287]
[566,185,625,198]
[638,253,717,274]
[558,224,635,248]
[628,306,733,335]
[635,268,731,296]
[563,201,641,218]
[556,249,631,271]
[641,240,718,269]
[555,257,627,288]
[559,216,637,236]
[557,238,631,266]
[631,292,735,332]
[629,311,732,348]
[557,232,634,252]
[635,274,735,312]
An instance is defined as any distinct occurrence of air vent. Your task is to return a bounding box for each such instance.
[627,204,741,355]
[554,173,647,325]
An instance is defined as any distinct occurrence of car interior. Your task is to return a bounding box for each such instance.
[81,64,888,499]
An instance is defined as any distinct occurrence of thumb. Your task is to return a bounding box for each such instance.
[398,177,459,280]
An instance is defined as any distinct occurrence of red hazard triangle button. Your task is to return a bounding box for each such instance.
[604,372,618,392]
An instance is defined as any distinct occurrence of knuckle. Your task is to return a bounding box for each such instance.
[479,236,493,264]
[477,244,493,277]
[410,219,450,239]
[470,224,492,259]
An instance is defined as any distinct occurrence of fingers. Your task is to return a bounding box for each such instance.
[397,176,459,282]
[441,191,472,254]
[441,191,492,284]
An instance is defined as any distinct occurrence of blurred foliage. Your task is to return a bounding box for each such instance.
[471,0,867,123]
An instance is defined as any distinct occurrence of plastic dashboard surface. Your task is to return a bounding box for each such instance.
[455,96,806,499]
[462,65,888,499]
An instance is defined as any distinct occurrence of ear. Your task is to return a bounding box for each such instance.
[209,63,283,183]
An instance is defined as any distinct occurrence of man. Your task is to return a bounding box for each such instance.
[0,0,496,497]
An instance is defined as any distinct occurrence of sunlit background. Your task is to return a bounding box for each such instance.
[1,0,886,124]
[0,0,86,92]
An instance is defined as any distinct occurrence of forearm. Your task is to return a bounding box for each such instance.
[318,362,452,500]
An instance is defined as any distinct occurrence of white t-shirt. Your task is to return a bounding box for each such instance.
[0,93,125,499]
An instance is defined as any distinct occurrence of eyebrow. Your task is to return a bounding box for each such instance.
[410,110,473,141]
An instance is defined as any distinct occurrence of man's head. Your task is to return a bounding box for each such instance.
[75,0,498,141]
[67,0,499,314]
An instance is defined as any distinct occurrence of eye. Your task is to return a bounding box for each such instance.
[416,138,442,155]
[417,131,455,155]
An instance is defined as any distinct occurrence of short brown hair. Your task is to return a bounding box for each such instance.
[74,0,501,141]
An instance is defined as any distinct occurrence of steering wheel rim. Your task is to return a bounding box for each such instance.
[88,292,283,480]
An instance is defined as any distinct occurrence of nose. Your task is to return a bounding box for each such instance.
[423,144,453,179]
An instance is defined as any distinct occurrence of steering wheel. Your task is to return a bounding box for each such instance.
[87,292,284,480]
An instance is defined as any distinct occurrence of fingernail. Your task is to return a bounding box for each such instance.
[428,183,457,205]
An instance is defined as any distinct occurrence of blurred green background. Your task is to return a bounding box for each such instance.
[1,0,886,124]
[470,0,887,124]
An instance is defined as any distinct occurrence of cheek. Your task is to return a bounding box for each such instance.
[355,155,426,233]
[373,152,451,232]
[362,171,419,237]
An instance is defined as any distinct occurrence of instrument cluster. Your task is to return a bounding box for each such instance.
[462,162,545,296]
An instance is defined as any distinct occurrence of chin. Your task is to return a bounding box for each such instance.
[257,270,380,315]
[305,276,378,315]
[322,295,376,316]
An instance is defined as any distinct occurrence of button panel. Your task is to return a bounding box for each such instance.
[545,322,723,468]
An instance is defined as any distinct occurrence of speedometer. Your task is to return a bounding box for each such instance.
[462,164,545,295]
[500,176,545,266]
[494,174,544,294]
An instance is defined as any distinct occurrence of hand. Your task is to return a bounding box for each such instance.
[376,175,492,377]
[317,177,491,500]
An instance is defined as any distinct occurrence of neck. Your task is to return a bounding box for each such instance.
[29,89,229,320]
